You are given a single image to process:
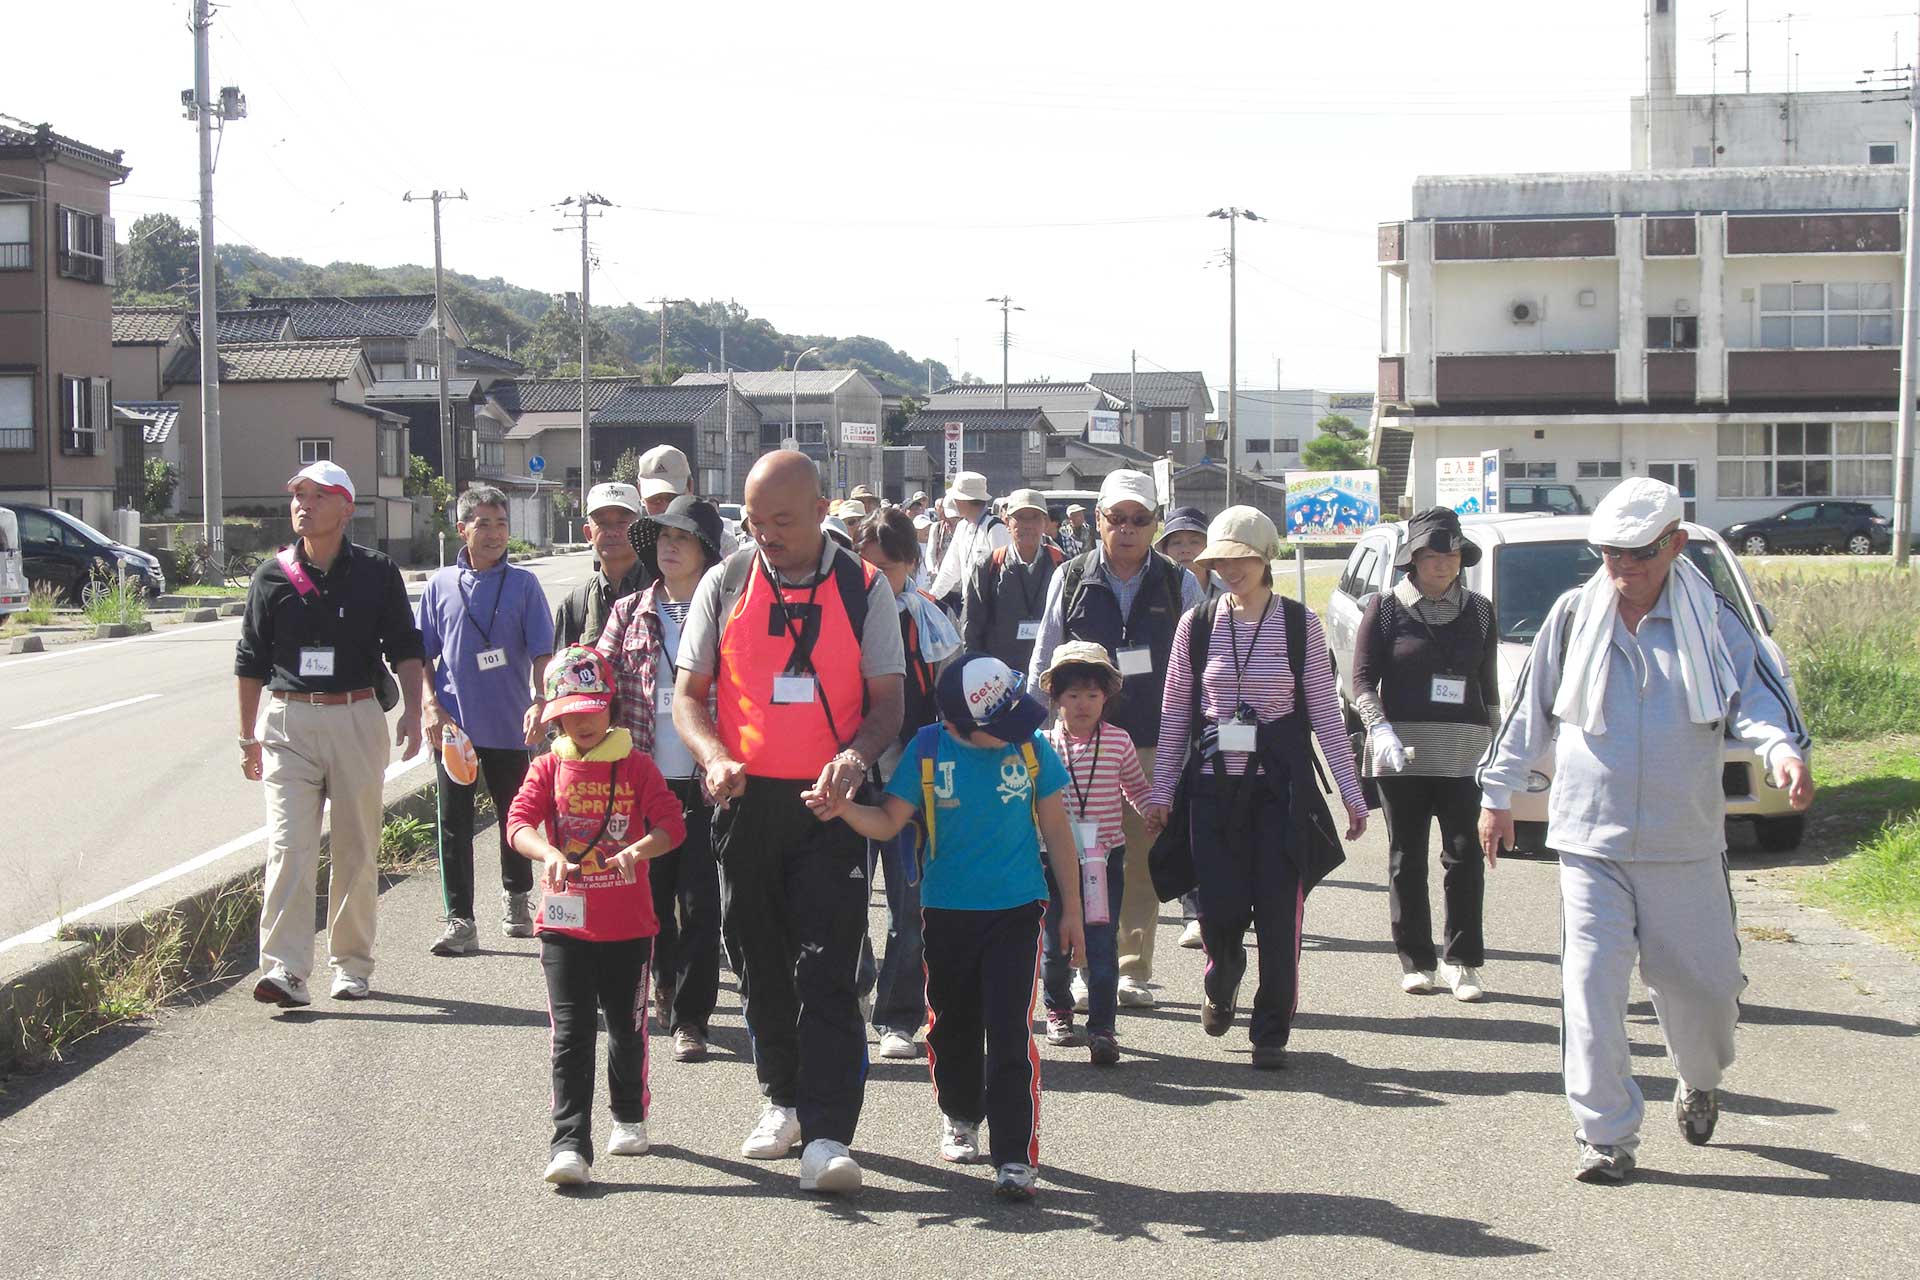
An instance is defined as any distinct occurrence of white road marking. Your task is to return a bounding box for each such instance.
[0,614,242,673]
[13,692,164,731]
[0,749,433,955]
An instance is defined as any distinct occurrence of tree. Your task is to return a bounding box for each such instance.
[522,303,635,378]
[610,448,641,486]
[140,458,179,517]
[118,213,199,299]
[1301,413,1370,471]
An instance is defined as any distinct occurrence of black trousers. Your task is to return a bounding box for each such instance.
[1376,774,1485,971]
[713,777,869,1146]
[923,902,1045,1170]
[540,932,653,1161]
[1191,771,1303,1049]
[650,777,721,1036]
[436,745,534,921]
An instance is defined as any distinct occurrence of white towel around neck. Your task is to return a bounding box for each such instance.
[1551,554,1740,736]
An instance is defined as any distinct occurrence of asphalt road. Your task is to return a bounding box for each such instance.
[0,817,1914,1277]
[0,554,599,947]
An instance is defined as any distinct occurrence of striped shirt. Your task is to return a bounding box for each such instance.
[1046,721,1151,852]
[1149,598,1366,813]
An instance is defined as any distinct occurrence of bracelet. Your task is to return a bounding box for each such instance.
[237,736,260,748]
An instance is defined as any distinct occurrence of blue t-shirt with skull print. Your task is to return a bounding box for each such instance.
[883,725,1068,911]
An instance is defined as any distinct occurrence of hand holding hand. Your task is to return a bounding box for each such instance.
[1479,807,1514,868]
[800,785,849,823]
[1142,803,1170,838]
[813,751,867,804]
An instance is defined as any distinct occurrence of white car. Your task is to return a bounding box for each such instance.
[1321,513,1810,853]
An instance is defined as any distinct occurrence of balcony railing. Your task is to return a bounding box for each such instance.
[0,243,29,271]
[0,427,33,450]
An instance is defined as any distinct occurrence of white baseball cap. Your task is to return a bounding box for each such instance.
[1003,488,1047,518]
[1589,477,1684,548]
[1098,469,1158,514]
[287,461,355,502]
[636,445,691,500]
[586,482,641,515]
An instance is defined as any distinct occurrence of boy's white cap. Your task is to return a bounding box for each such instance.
[287,461,355,502]
[1589,478,1684,548]
[586,482,641,515]
[636,445,691,500]
[1097,469,1158,513]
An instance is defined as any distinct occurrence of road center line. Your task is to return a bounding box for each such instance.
[14,692,164,731]
[0,749,433,956]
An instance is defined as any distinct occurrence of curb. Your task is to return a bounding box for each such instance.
[0,773,443,1078]
[93,622,154,639]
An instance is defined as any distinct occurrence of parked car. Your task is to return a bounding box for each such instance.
[0,504,168,604]
[1322,512,1810,853]
[1721,500,1893,556]
[1502,482,1588,515]
[0,507,27,618]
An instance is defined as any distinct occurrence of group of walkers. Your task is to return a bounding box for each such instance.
[234,450,1812,1199]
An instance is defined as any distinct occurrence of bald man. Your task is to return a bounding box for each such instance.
[674,451,904,1195]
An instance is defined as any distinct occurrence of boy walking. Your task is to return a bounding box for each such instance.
[806,653,1085,1201]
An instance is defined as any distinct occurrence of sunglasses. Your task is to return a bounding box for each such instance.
[1101,510,1156,529]
[1599,530,1677,563]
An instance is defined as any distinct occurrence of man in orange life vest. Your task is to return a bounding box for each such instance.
[674,450,905,1195]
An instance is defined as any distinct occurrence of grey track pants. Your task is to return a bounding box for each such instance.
[1559,851,1746,1154]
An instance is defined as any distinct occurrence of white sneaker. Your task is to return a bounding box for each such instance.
[798,1138,862,1194]
[1400,969,1435,995]
[607,1120,650,1156]
[1439,962,1485,1003]
[740,1103,801,1159]
[1070,972,1089,1013]
[1116,976,1155,1008]
[329,970,370,1001]
[543,1150,591,1186]
[939,1116,981,1164]
[1178,920,1204,949]
[252,964,310,1008]
[878,1029,918,1060]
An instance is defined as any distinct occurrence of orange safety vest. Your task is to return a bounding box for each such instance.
[716,550,874,780]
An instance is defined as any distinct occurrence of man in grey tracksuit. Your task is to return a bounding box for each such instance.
[1477,478,1812,1184]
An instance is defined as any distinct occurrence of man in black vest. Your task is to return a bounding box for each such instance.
[1028,469,1200,1007]
[962,488,1064,677]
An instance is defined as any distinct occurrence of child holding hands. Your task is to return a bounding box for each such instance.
[508,646,685,1187]
[804,652,1086,1202]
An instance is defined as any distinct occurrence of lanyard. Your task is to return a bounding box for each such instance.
[1064,723,1102,819]
[1006,549,1045,619]
[459,564,508,647]
[1406,591,1470,676]
[285,545,344,644]
[1227,595,1276,709]
[761,553,826,675]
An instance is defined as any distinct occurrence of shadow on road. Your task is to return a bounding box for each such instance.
[1635,1144,1920,1203]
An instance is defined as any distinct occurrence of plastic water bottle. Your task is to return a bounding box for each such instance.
[1081,851,1111,926]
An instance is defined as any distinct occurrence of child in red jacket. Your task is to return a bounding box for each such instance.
[508,646,685,1188]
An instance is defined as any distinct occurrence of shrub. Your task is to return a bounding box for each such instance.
[81,570,149,627]
[1761,570,1920,741]
[22,584,61,625]
[507,537,537,558]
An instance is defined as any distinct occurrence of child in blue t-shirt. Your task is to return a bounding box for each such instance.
[805,652,1085,1202]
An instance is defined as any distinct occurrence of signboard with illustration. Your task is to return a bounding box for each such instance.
[1436,456,1483,514]
[1087,410,1121,445]
[1283,469,1380,542]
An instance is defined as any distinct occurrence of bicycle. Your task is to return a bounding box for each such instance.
[183,541,264,590]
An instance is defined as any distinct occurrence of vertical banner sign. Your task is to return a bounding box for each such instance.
[1283,469,1381,542]
[944,421,964,482]
[1436,456,1481,514]
[1479,448,1503,514]
[1152,457,1174,508]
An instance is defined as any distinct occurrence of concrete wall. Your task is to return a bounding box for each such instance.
[1632,92,1911,171]
[1432,259,1618,354]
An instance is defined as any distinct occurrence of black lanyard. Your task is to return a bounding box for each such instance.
[1227,595,1275,711]
[1064,723,1102,819]
[1007,550,1045,619]
[459,564,508,648]
[761,553,826,675]
[1406,591,1470,676]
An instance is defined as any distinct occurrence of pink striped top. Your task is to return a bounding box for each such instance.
[1046,721,1151,852]
[1148,599,1366,813]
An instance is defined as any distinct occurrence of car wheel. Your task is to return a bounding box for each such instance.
[79,577,109,608]
[1753,814,1806,853]
[1741,534,1769,555]
[1846,533,1874,556]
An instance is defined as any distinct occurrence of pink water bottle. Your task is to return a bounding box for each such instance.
[1081,852,1111,926]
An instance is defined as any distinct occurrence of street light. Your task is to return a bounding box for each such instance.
[792,344,823,489]
[1210,207,1265,506]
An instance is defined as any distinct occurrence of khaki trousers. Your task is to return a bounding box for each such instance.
[258,697,389,982]
[1116,745,1160,983]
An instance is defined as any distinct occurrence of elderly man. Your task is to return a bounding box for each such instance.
[962,487,1065,676]
[1478,477,1812,1185]
[553,482,652,649]
[928,471,1009,609]
[674,450,905,1196]
[1058,503,1091,558]
[236,462,424,1007]
[1029,469,1201,1007]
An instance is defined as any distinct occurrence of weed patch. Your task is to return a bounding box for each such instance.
[1806,813,1920,957]
[1752,568,1920,741]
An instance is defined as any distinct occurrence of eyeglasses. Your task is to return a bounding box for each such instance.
[1599,530,1676,563]
[1102,510,1156,529]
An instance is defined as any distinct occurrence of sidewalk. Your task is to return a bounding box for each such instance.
[1,823,1914,1279]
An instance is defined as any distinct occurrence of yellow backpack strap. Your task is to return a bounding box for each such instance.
[1022,741,1041,824]
[920,741,938,861]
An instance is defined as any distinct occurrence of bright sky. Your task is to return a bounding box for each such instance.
[11,1,1916,395]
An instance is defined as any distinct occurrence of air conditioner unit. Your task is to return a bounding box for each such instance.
[1509,298,1541,325]
[1674,298,1693,314]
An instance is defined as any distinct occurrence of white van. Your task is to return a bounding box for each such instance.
[0,507,25,618]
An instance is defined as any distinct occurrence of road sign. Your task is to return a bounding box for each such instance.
[841,421,877,446]
[944,421,964,481]
[528,454,546,474]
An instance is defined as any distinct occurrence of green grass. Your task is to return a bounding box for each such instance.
[1792,735,1920,956]
[20,585,61,625]
[1806,812,1920,955]
[1748,566,1920,741]
[170,584,246,598]
[80,578,148,628]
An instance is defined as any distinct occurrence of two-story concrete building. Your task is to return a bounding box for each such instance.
[1089,371,1214,463]
[676,369,885,499]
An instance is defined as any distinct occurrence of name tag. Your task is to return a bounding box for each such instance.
[1073,820,1101,853]
[1017,619,1042,641]
[543,892,587,930]
[773,674,818,704]
[1116,646,1153,677]
[298,647,336,678]
[1431,676,1467,706]
[658,679,675,711]
[475,647,508,671]
[1217,720,1258,753]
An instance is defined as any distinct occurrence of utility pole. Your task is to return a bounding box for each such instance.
[1210,207,1266,507]
[1896,34,1920,569]
[1129,350,1138,452]
[986,295,1022,409]
[403,188,466,494]
[720,299,735,502]
[793,345,823,488]
[558,193,611,524]
[186,0,243,577]
[648,297,693,373]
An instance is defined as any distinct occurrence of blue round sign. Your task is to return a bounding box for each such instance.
[528,454,546,474]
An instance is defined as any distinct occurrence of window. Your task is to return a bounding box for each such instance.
[1577,460,1623,480]
[59,376,105,456]
[964,432,986,456]
[1245,439,1272,454]
[478,436,504,470]
[1870,143,1899,164]
[760,423,784,448]
[1717,421,1895,497]
[373,362,408,382]
[1339,544,1380,599]
[1646,315,1699,350]
[1512,461,1557,479]
[0,373,31,451]
[1275,437,1299,453]
[704,430,724,457]
[57,207,106,283]
[1169,412,1184,444]
[298,438,333,465]
[1759,282,1897,349]
[701,467,724,496]
[0,203,28,272]
[1027,430,1042,451]
[379,426,405,477]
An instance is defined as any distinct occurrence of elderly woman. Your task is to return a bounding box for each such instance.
[1352,507,1501,1003]
[1145,506,1367,1069]
[595,495,726,1063]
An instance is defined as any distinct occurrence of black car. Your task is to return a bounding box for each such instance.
[1721,501,1892,556]
[1,504,168,602]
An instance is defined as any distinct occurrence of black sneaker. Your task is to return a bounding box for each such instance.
[1201,999,1233,1037]
[1573,1139,1636,1184]
[1250,1044,1287,1070]
[1088,1030,1121,1066]
[1675,1086,1720,1146]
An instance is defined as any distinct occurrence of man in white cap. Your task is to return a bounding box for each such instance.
[235,462,426,1008]
[1059,503,1090,558]
[553,482,653,649]
[962,487,1065,676]
[636,444,691,517]
[1477,477,1812,1184]
[928,471,1009,609]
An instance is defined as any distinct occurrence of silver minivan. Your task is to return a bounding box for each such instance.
[0,507,26,618]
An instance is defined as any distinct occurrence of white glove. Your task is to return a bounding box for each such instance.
[1369,724,1410,774]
